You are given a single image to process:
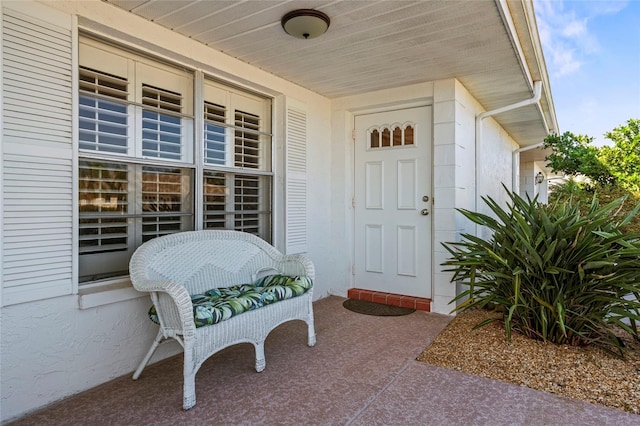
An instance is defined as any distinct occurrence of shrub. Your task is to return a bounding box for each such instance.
[443,186,640,356]
[549,179,640,234]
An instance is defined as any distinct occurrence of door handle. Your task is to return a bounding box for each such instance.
[420,209,429,216]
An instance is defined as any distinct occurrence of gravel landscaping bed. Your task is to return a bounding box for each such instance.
[417,308,640,415]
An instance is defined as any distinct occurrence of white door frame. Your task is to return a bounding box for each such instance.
[351,102,434,298]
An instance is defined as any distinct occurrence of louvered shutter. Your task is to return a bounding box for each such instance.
[284,102,308,254]
[1,4,74,305]
[78,67,129,154]
[141,84,184,160]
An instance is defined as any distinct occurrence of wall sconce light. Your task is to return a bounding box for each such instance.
[535,172,545,185]
[281,9,330,39]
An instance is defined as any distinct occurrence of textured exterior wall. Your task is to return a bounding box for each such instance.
[520,160,535,198]
[440,81,518,308]
[431,79,518,311]
[1,295,181,421]
[1,1,333,422]
[520,161,548,203]
[432,79,471,313]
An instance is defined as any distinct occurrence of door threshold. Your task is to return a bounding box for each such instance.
[347,288,431,312]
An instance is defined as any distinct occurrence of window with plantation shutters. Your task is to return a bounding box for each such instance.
[234,174,263,234]
[78,38,194,283]
[78,160,193,283]
[202,80,272,242]
[77,39,273,284]
[203,171,228,229]
[141,166,191,242]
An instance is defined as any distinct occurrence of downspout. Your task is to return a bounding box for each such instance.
[475,80,542,214]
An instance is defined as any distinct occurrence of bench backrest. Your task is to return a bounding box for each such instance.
[130,230,286,295]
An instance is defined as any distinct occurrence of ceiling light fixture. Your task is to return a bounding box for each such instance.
[281,9,330,39]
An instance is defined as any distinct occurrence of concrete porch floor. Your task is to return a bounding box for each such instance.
[7,296,639,425]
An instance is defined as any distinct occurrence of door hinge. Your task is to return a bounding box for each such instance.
[351,128,356,142]
[352,197,356,208]
[351,264,356,275]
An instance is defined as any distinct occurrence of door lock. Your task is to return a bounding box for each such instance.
[420,209,430,216]
[422,195,429,202]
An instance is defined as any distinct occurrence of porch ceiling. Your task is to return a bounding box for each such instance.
[104,0,558,147]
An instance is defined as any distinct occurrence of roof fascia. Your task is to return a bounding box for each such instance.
[497,0,559,134]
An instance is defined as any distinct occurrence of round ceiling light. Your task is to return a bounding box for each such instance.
[281,9,330,39]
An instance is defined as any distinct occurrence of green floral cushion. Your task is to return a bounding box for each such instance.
[148,275,312,328]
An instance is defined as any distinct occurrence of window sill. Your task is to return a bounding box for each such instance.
[78,277,147,310]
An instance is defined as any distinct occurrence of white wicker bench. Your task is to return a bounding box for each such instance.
[129,230,316,410]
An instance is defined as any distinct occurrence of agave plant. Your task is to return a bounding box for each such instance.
[443,186,640,356]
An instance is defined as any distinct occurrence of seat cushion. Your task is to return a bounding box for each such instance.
[148,275,312,328]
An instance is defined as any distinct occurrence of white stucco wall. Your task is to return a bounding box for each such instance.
[432,80,477,312]
[1,1,335,422]
[428,79,517,312]
[455,85,518,241]
[520,160,535,198]
[1,294,179,421]
[1,2,537,422]
[520,161,548,203]
[439,81,518,307]
[477,116,518,213]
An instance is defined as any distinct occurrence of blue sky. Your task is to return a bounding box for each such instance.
[534,0,640,146]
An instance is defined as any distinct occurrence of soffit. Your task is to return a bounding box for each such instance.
[104,0,557,146]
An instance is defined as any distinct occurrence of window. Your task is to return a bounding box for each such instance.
[202,81,272,241]
[78,38,272,284]
[78,160,193,282]
[368,123,415,149]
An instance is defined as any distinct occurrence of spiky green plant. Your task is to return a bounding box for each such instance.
[443,186,640,356]
[549,179,640,234]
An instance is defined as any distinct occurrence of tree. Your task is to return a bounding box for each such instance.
[543,119,640,190]
[543,131,615,186]
[600,119,640,191]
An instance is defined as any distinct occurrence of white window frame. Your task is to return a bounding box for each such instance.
[78,37,196,287]
[201,78,273,241]
[77,36,274,305]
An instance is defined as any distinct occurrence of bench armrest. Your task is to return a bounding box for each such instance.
[136,279,196,337]
[276,254,315,281]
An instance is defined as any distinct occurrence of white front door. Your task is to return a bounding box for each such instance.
[354,106,432,298]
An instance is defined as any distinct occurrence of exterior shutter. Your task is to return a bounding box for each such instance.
[1,4,74,305]
[284,102,307,254]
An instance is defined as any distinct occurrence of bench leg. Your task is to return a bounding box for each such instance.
[307,297,316,347]
[183,348,197,410]
[254,340,266,372]
[183,373,196,410]
[133,330,163,380]
[307,321,317,347]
